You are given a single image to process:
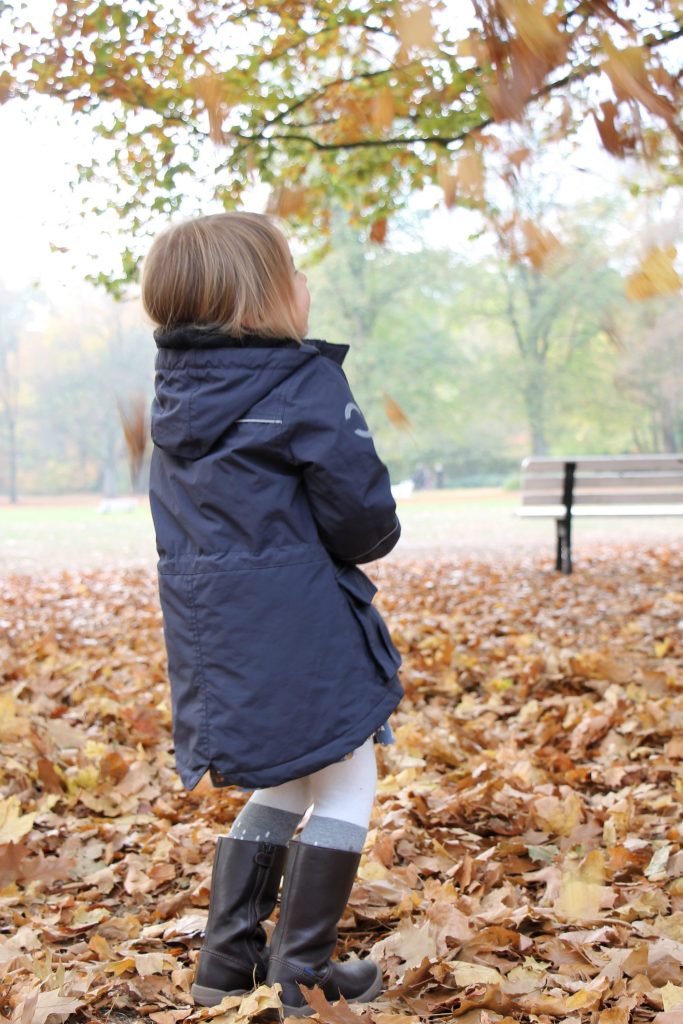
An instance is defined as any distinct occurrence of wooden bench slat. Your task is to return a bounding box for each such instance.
[522,491,683,506]
[523,474,683,491]
[523,455,683,473]
[516,504,683,518]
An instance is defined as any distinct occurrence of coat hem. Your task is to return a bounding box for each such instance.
[177,678,403,792]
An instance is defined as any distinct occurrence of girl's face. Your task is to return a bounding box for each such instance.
[291,257,310,337]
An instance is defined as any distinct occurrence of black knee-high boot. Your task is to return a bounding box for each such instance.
[265,841,382,1018]
[191,837,287,1007]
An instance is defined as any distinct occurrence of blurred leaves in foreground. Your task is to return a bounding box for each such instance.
[1,549,682,1021]
[2,0,681,281]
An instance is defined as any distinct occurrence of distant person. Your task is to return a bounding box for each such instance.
[434,462,445,489]
[142,212,403,1017]
[413,463,427,489]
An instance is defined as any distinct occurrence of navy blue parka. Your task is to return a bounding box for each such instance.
[149,327,403,790]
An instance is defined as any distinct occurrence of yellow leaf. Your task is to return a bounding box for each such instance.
[490,677,514,692]
[661,981,683,1011]
[626,247,681,301]
[655,637,673,658]
[582,849,607,884]
[0,795,36,844]
[110,957,136,975]
[556,878,601,921]
[0,694,25,740]
[566,987,603,1011]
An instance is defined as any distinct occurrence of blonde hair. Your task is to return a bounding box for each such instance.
[141,212,302,340]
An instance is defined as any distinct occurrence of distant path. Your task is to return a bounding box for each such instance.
[2,488,683,573]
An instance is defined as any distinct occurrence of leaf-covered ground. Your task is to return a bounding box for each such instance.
[1,548,682,1024]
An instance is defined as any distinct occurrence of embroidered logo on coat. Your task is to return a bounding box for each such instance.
[344,402,372,439]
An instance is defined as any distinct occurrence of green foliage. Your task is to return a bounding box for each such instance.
[2,204,682,498]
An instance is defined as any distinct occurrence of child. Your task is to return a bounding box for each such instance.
[142,212,403,1018]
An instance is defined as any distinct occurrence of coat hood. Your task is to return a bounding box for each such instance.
[151,327,349,461]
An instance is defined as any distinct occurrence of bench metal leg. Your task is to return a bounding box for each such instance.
[556,518,573,574]
[555,461,576,574]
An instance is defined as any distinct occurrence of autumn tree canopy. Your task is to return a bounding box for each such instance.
[1,0,682,276]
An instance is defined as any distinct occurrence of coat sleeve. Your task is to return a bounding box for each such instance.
[283,358,401,564]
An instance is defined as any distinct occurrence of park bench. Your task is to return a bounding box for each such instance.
[516,454,683,574]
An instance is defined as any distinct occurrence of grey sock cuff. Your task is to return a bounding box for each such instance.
[228,802,302,846]
[298,814,367,853]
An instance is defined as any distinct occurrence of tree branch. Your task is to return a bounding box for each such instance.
[234,23,683,153]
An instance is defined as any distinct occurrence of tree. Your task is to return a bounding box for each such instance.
[2,1,681,286]
[615,298,683,453]
[306,217,525,483]
[0,285,36,503]
[491,205,622,455]
[19,287,154,496]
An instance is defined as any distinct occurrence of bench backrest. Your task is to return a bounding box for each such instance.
[521,454,683,507]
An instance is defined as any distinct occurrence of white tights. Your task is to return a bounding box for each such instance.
[250,736,377,830]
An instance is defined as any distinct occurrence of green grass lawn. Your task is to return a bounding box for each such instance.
[2,489,683,572]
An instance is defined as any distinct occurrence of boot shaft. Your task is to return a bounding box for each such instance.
[204,837,286,952]
[270,841,361,970]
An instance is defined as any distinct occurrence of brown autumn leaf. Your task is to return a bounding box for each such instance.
[1,547,682,1021]
[16,989,84,1024]
[604,45,679,126]
[593,100,637,158]
[436,159,457,209]
[193,73,229,144]
[456,150,485,202]
[371,88,394,134]
[301,986,366,1023]
[396,4,435,51]
[382,392,411,430]
[267,185,309,219]
[520,219,562,271]
[369,218,388,245]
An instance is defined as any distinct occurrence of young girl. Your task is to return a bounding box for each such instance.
[142,212,403,1018]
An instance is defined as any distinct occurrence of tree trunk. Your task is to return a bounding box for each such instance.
[101,419,119,498]
[7,412,17,504]
[523,372,548,456]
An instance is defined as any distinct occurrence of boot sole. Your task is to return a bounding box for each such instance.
[191,983,248,1006]
[280,969,384,1018]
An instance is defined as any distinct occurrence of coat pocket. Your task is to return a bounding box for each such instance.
[335,565,402,680]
